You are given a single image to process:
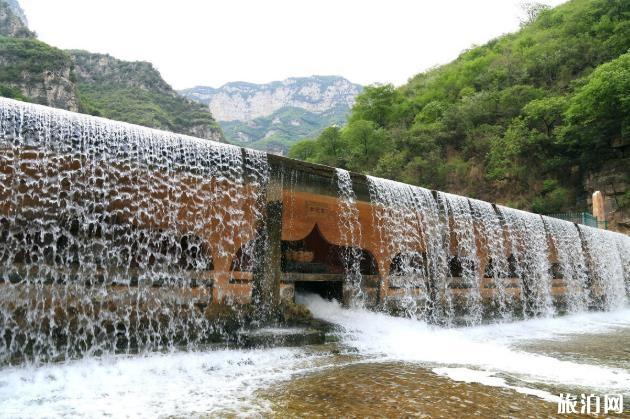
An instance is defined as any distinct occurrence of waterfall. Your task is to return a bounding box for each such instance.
[335,169,364,307]
[2,97,630,367]
[498,206,554,318]
[468,198,511,319]
[0,98,269,364]
[366,177,452,323]
[541,216,590,313]
[367,177,433,319]
[579,226,627,310]
[616,232,630,297]
[436,192,483,325]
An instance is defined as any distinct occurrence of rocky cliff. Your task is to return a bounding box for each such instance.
[0,36,79,111]
[71,51,223,141]
[181,76,361,153]
[0,0,33,38]
[0,0,223,142]
[0,0,78,110]
[584,154,630,234]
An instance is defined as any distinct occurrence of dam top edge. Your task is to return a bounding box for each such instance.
[0,97,623,237]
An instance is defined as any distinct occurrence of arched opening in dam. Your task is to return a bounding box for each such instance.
[0,98,629,416]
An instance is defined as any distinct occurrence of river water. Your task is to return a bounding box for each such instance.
[1,294,629,418]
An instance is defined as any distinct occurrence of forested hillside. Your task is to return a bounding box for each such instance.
[290,0,629,228]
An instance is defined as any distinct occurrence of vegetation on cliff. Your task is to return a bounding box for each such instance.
[0,0,33,38]
[0,35,79,110]
[0,36,73,84]
[290,0,630,214]
[71,51,223,141]
[0,0,223,141]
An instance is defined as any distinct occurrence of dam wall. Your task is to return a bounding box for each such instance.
[0,98,629,363]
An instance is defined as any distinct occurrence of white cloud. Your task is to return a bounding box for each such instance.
[19,0,567,89]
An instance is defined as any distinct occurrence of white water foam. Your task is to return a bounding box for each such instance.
[300,293,630,396]
[2,295,630,417]
[0,346,328,418]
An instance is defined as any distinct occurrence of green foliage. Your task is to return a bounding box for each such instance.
[349,84,402,127]
[289,0,630,213]
[563,52,630,160]
[77,83,221,136]
[0,35,73,89]
[619,190,630,209]
[71,51,222,138]
[220,106,348,153]
[532,179,571,213]
[287,139,318,161]
[0,83,27,100]
[0,38,220,140]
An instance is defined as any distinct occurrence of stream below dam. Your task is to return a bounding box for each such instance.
[1,294,629,417]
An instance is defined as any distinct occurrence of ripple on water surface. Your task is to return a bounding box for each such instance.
[1,296,629,417]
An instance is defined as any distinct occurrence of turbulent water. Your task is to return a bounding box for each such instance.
[580,226,628,310]
[366,176,453,322]
[542,215,590,312]
[469,198,511,318]
[366,175,629,325]
[1,294,629,417]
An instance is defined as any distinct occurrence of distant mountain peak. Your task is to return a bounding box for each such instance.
[180,75,362,122]
[180,75,362,154]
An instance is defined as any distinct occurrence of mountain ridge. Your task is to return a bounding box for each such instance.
[181,75,361,153]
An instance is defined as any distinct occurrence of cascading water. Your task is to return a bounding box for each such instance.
[0,98,269,365]
[436,192,483,325]
[366,176,453,323]
[616,232,630,296]
[1,97,630,416]
[579,226,627,310]
[367,177,429,319]
[364,175,630,324]
[334,169,364,307]
[1,96,630,369]
[498,206,554,318]
[468,198,511,319]
[541,216,590,313]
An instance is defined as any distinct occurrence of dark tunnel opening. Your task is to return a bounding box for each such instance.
[294,281,343,302]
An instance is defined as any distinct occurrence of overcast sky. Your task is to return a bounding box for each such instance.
[19,0,566,89]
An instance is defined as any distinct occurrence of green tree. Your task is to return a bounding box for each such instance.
[343,120,388,171]
[349,84,400,128]
[564,52,630,162]
[523,96,567,137]
[315,126,345,166]
[287,140,318,161]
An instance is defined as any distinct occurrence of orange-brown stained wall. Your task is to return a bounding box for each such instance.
[1,147,569,304]
[0,147,262,303]
[280,189,570,300]
[283,190,506,278]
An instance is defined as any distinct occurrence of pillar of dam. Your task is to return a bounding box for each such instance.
[0,98,629,364]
